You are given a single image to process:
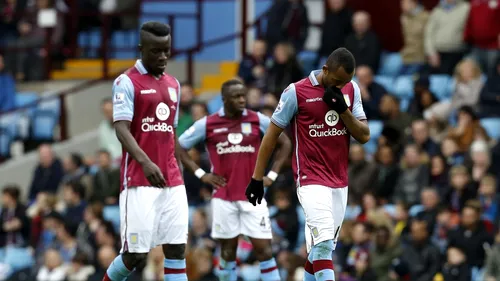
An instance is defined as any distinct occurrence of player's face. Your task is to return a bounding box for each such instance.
[322,65,353,89]
[224,84,247,113]
[140,35,171,76]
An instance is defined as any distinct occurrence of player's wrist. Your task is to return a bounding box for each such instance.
[266,171,278,182]
[194,168,207,179]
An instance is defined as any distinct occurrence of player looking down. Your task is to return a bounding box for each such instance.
[104,21,189,281]
[246,48,370,281]
[178,79,292,281]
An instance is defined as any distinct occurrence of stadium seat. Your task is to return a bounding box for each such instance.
[365,120,383,155]
[378,53,403,76]
[15,92,39,111]
[400,98,410,112]
[429,74,452,100]
[37,98,61,119]
[31,110,58,140]
[103,206,120,232]
[0,128,12,157]
[374,75,395,93]
[298,50,317,75]
[0,113,19,139]
[207,95,223,114]
[393,75,414,99]
[480,118,500,140]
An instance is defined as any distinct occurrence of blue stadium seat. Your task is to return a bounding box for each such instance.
[207,95,222,114]
[15,92,39,109]
[374,75,395,93]
[400,98,410,112]
[37,98,61,119]
[378,53,402,76]
[0,113,19,139]
[480,118,500,140]
[393,75,414,99]
[31,110,58,140]
[429,74,452,101]
[365,120,383,155]
[103,206,120,233]
[298,50,317,75]
[0,128,12,157]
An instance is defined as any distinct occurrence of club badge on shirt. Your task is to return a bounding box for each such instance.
[241,123,252,135]
[168,87,178,102]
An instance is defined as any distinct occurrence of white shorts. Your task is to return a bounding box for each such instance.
[211,198,273,240]
[297,185,348,253]
[119,185,189,253]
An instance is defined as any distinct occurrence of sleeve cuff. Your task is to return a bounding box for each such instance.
[271,118,287,129]
[113,115,133,122]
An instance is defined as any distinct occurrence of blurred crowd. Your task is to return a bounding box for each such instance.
[0,0,500,281]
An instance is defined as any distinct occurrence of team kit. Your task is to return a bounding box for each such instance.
[104,21,370,281]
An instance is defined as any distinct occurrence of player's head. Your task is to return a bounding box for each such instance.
[139,21,171,76]
[221,79,247,114]
[322,47,355,89]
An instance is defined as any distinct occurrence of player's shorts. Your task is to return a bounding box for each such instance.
[211,198,273,240]
[119,185,189,253]
[297,185,348,253]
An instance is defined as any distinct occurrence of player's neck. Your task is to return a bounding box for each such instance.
[224,107,242,119]
[316,72,325,87]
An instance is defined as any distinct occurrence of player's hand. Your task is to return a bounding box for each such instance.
[245,178,264,206]
[323,86,348,113]
[142,161,166,188]
[200,173,226,188]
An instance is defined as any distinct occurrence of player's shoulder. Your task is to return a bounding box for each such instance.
[113,73,134,90]
[281,83,298,97]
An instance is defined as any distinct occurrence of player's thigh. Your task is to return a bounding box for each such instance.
[155,185,189,246]
[119,187,162,253]
[297,185,336,246]
[239,200,272,240]
[211,198,240,239]
[330,187,348,247]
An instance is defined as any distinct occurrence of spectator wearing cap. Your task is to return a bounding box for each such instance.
[448,200,493,272]
[424,0,470,75]
[400,0,429,75]
[0,185,30,248]
[355,65,388,120]
[400,220,440,281]
[370,225,403,281]
[409,76,438,118]
[344,11,381,72]
[478,57,500,117]
[441,247,471,281]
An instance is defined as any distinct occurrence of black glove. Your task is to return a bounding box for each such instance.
[323,86,348,113]
[245,178,264,206]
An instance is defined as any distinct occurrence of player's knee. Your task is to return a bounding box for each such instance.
[122,252,148,269]
[162,244,186,260]
[253,243,273,261]
[312,240,335,260]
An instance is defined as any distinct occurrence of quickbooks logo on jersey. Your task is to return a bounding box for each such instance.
[308,110,347,137]
[141,103,173,133]
[215,133,255,155]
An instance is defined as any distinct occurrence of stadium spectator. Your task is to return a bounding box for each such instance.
[477,175,498,224]
[28,144,64,201]
[54,221,93,264]
[90,150,119,205]
[36,248,67,281]
[400,0,429,75]
[485,230,500,281]
[424,59,484,123]
[441,246,471,281]
[98,0,138,31]
[60,181,87,225]
[469,140,494,184]
[176,82,195,135]
[448,200,493,272]
[0,54,15,112]
[142,246,164,281]
[76,202,103,249]
[5,0,64,81]
[246,87,263,111]
[373,145,400,202]
[447,165,477,212]
[344,11,381,72]
[478,57,500,117]
[393,144,430,206]
[416,188,440,230]
[0,185,30,248]
[318,0,353,63]
[65,252,95,281]
[424,0,470,75]
[191,101,209,122]
[187,208,214,251]
[237,39,267,88]
[265,42,303,98]
[355,65,387,120]
[94,220,119,252]
[348,144,378,204]
[370,225,403,281]
[340,222,372,276]
[0,0,28,45]
[98,98,121,163]
[409,76,438,118]
[400,219,440,281]
[60,153,91,194]
[88,245,116,281]
[463,0,500,75]
[430,154,450,192]
[379,95,414,153]
[447,106,482,152]
[440,137,465,166]
[27,192,57,246]
[269,186,302,253]
[431,207,458,254]
[410,119,439,157]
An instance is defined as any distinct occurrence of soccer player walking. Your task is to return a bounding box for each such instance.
[178,79,292,281]
[104,22,189,281]
[246,48,370,281]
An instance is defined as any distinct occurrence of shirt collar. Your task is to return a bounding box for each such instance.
[134,60,165,76]
[218,107,248,117]
[308,70,321,86]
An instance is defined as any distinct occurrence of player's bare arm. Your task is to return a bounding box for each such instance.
[252,122,284,181]
[339,111,370,144]
[114,121,165,187]
[174,137,226,187]
[263,129,292,186]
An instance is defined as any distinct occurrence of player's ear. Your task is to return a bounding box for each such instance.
[322,65,329,75]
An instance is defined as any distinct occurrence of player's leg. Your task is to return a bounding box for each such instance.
[211,198,241,281]
[104,187,160,281]
[297,185,347,281]
[240,200,280,281]
[303,226,315,281]
[156,185,189,281]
